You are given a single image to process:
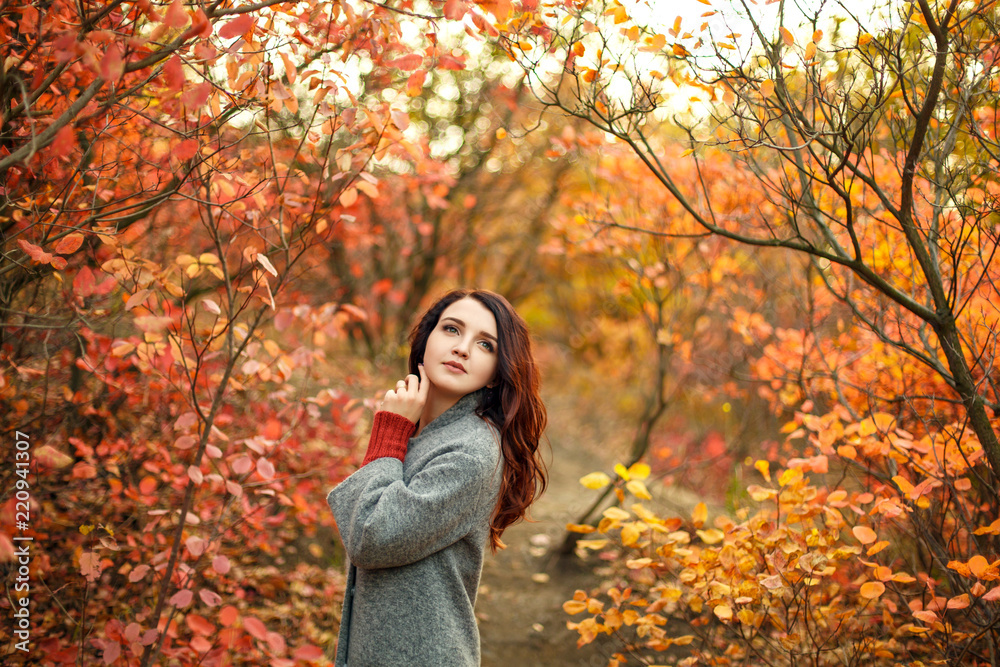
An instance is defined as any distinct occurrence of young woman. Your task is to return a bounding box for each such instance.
[327,289,547,666]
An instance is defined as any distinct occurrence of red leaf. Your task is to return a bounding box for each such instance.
[186,614,216,636]
[256,457,275,480]
[99,45,124,81]
[18,239,51,264]
[198,588,222,607]
[219,605,240,627]
[438,54,466,70]
[443,0,468,19]
[185,535,206,556]
[163,54,186,90]
[243,616,268,640]
[169,589,193,608]
[164,0,188,28]
[390,108,410,130]
[101,642,121,666]
[54,233,85,255]
[50,125,78,160]
[212,555,231,574]
[183,8,211,39]
[0,534,15,562]
[174,139,200,161]
[388,53,423,71]
[181,82,211,109]
[219,14,254,40]
[294,645,325,661]
[232,455,252,475]
[190,636,213,653]
[982,586,1000,601]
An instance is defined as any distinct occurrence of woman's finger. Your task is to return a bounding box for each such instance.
[405,373,419,393]
[417,364,429,400]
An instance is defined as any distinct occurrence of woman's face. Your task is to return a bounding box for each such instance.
[422,297,499,401]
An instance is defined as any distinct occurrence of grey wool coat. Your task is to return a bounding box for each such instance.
[327,391,502,666]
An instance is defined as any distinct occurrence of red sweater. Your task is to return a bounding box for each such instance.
[362,411,417,465]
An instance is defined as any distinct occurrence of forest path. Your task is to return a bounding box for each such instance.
[477,392,625,667]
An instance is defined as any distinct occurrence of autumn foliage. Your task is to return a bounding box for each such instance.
[3,0,1000,664]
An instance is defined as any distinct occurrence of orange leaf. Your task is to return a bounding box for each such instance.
[969,555,989,579]
[852,525,878,545]
[779,26,794,47]
[946,594,970,610]
[406,70,427,97]
[692,502,707,528]
[860,582,885,599]
[713,604,733,620]
[759,79,775,97]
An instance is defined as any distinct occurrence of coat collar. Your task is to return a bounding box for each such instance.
[414,389,484,440]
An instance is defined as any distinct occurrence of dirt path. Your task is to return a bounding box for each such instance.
[477,393,626,666]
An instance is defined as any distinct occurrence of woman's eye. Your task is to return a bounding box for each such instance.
[444,325,458,334]
[479,341,495,352]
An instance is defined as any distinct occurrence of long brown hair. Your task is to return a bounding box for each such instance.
[408,289,547,551]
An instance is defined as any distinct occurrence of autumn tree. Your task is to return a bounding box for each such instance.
[495,0,1000,663]
[1,0,540,663]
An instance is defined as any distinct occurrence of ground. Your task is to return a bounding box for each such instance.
[476,392,627,667]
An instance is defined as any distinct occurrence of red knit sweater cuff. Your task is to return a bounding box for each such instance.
[362,411,416,466]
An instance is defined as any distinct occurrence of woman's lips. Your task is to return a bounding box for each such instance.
[443,361,466,373]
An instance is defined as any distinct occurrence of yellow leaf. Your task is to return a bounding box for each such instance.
[614,463,630,480]
[628,462,651,480]
[692,502,707,528]
[563,600,588,614]
[198,252,220,265]
[580,472,611,489]
[696,528,724,545]
[714,604,733,620]
[576,539,609,550]
[603,507,631,521]
[626,480,652,500]
[621,523,641,546]
[860,581,885,599]
[754,459,771,481]
[679,148,695,158]
[778,468,801,487]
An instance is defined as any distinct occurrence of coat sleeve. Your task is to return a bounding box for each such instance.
[327,449,495,570]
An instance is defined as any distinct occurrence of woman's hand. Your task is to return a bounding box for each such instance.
[379,364,428,423]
